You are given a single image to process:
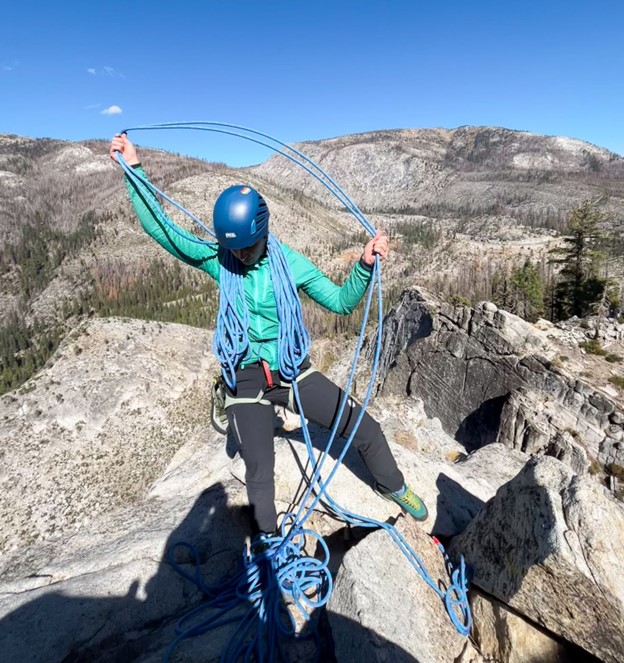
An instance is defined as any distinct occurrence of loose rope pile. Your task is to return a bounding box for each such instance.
[116,121,472,662]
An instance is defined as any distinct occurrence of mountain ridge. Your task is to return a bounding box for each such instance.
[1,125,623,394]
[253,125,624,220]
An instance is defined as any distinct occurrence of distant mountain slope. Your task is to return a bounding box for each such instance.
[253,126,624,228]
[0,135,353,326]
[0,135,362,394]
[0,135,213,245]
[1,127,623,395]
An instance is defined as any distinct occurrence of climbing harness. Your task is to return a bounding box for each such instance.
[210,375,228,435]
[116,121,472,661]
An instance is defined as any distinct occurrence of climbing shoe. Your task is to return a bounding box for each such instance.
[210,375,229,435]
[377,483,429,522]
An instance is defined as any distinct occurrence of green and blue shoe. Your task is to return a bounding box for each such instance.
[377,483,429,522]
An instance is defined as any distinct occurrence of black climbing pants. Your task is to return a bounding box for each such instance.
[225,363,404,533]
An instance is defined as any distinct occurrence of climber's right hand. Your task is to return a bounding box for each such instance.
[109,133,140,166]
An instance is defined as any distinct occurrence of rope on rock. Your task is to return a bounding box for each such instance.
[116,122,472,662]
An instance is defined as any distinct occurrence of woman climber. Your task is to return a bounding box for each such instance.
[109,133,428,537]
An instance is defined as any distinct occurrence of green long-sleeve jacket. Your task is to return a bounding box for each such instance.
[125,167,373,370]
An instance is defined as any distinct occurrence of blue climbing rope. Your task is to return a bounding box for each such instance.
[116,122,472,661]
[212,248,250,391]
[164,526,330,663]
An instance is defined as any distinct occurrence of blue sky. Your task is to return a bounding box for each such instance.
[1,0,623,166]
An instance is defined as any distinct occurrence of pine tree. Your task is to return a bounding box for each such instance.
[492,268,513,312]
[550,200,605,320]
[492,260,544,322]
[509,260,544,322]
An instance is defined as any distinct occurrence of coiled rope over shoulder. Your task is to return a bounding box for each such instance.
[116,122,472,662]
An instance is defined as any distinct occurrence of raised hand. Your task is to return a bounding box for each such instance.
[362,229,389,266]
[109,133,140,166]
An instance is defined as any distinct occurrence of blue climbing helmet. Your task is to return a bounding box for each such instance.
[213,185,270,249]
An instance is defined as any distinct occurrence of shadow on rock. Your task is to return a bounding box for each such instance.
[456,394,507,452]
[0,483,249,662]
[433,473,485,539]
[0,482,426,663]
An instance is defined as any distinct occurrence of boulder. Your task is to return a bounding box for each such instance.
[449,456,624,663]
[470,589,594,663]
[328,518,482,663]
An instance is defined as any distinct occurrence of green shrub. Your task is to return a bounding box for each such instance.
[579,340,607,356]
[451,295,472,308]
[606,463,624,481]
[609,376,624,389]
[605,354,623,363]
[588,459,602,475]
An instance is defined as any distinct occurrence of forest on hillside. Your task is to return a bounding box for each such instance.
[2,198,622,395]
[1,135,623,395]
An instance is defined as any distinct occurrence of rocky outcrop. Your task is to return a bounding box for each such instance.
[0,317,491,662]
[1,429,513,663]
[449,456,624,663]
[552,316,624,346]
[496,390,590,474]
[0,391,488,660]
[469,589,592,663]
[0,443,256,663]
[0,317,215,554]
[2,317,624,662]
[377,287,624,471]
